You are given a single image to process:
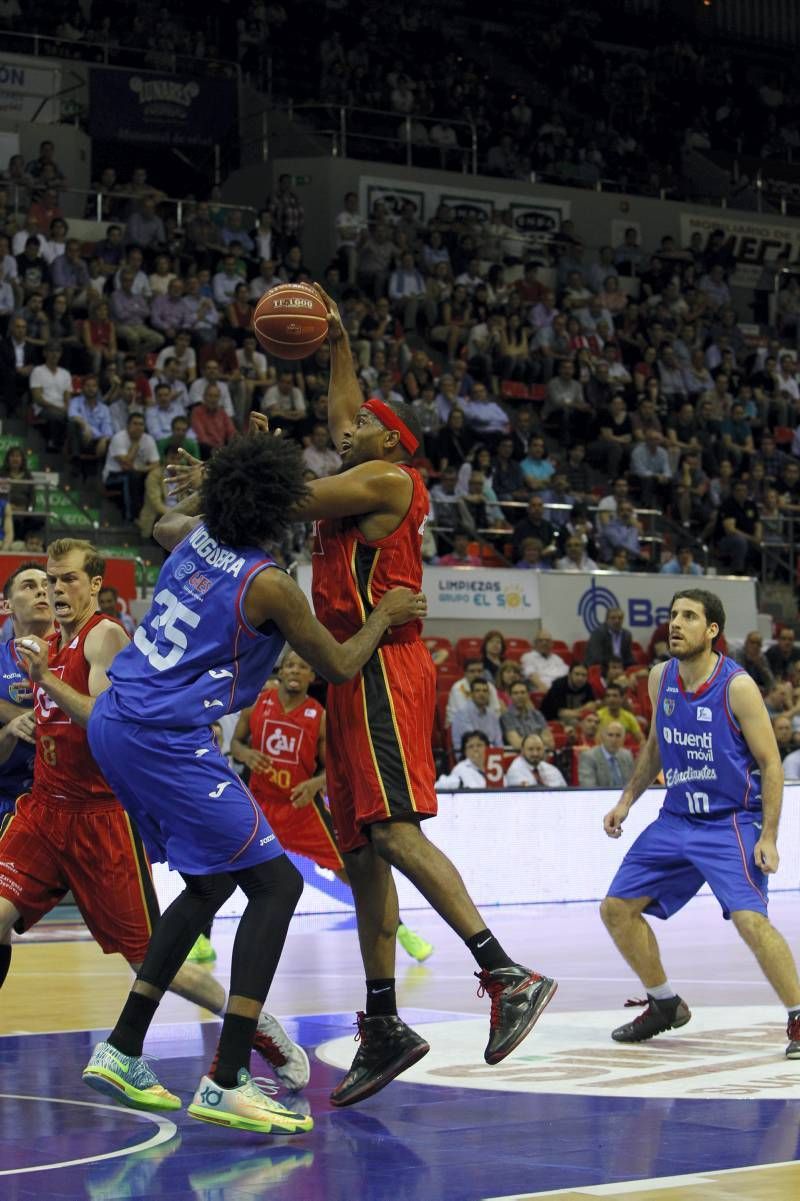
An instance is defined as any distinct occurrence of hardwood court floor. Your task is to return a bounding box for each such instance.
[2,897,799,1200]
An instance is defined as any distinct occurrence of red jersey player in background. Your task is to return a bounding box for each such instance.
[0,541,309,1091]
[227,649,433,962]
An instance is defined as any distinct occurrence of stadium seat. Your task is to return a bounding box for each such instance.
[504,636,532,659]
[774,426,794,446]
[552,641,573,666]
[572,639,588,662]
[455,636,484,665]
[631,641,648,665]
[423,635,453,659]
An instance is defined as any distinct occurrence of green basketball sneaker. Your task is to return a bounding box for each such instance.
[83,1041,181,1112]
[396,923,434,962]
[188,1069,314,1134]
[186,934,217,963]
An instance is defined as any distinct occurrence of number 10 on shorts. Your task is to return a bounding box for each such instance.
[685,790,710,814]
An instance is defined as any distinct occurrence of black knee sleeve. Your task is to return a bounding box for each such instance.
[136,872,236,992]
[227,854,303,1003]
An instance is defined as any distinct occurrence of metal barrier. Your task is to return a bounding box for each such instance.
[1,476,54,544]
[0,27,240,80]
[7,183,259,230]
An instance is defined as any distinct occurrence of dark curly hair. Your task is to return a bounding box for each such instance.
[202,435,310,548]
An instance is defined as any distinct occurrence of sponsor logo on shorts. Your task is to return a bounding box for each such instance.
[259,834,276,846]
[208,782,231,798]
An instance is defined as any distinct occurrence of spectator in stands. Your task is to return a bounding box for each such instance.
[596,683,644,744]
[630,426,672,507]
[514,536,550,570]
[29,340,70,450]
[81,299,117,375]
[501,680,547,749]
[156,330,197,383]
[66,374,113,467]
[520,628,569,692]
[111,269,163,356]
[388,251,426,332]
[16,235,50,300]
[435,730,489,791]
[660,544,704,575]
[0,315,36,415]
[614,227,645,275]
[781,740,800,781]
[585,607,634,668]
[269,173,305,255]
[156,414,199,461]
[138,444,180,538]
[519,434,556,493]
[145,382,186,442]
[598,500,642,565]
[461,381,510,443]
[504,731,566,787]
[543,357,592,441]
[450,677,503,750]
[766,629,800,681]
[512,494,556,561]
[430,465,476,537]
[302,423,341,479]
[102,411,160,523]
[98,585,136,638]
[188,359,234,418]
[261,369,306,425]
[577,721,634,787]
[437,529,480,567]
[736,632,776,694]
[183,276,221,344]
[480,630,506,681]
[556,533,597,572]
[51,239,89,308]
[541,661,596,723]
[446,657,501,725]
[191,383,237,458]
[771,713,795,762]
[715,478,762,576]
[491,435,527,501]
[125,195,166,253]
[212,252,243,307]
[150,278,188,342]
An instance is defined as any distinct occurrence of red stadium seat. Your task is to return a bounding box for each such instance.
[504,637,532,659]
[572,639,588,663]
[435,691,451,731]
[552,641,573,667]
[774,426,794,446]
[423,635,453,658]
[455,637,484,665]
[631,641,648,665]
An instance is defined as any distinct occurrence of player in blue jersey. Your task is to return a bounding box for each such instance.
[600,589,800,1057]
[19,433,424,1136]
[0,561,52,989]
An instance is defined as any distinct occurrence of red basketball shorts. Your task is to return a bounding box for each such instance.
[253,789,344,872]
[325,640,437,853]
[0,792,159,962]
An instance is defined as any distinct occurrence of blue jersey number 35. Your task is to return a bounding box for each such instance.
[134,588,200,671]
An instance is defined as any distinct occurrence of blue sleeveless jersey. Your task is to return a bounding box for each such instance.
[102,523,285,728]
[656,654,760,818]
[0,640,34,804]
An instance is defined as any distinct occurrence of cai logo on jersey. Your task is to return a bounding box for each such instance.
[262,720,302,764]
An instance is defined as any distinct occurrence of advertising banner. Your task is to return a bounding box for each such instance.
[153,783,800,917]
[88,68,236,147]
[679,210,800,288]
[0,56,60,122]
[360,174,570,237]
[537,572,757,646]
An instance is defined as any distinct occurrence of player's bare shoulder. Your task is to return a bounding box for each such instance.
[84,616,131,666]
[646,659,668,704]
[727,668,767,715]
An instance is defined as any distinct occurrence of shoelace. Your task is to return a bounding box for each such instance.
[242,1074,281,1101]
[475,971,503,1027]
[352,1011,368,1043]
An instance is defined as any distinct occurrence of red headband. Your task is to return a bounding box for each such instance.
[363,397,419,454]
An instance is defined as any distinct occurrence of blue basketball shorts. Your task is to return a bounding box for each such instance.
[606,808,768,920]
[88,691,283,876]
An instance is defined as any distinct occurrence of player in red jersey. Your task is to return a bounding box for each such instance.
[1,540,309,1089]
[229,649,434,961]
[255,289,556,1105]
[170,312,558,1104]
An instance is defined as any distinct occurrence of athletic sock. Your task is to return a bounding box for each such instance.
[466,929,514,972]
[108,991,160,1058]
[0,944,10,988]
[213,1012,259,1089]
[365,978,397,1017]
[647,982,678,1004]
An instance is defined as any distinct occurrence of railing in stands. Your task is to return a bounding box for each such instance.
[0,27,240,81]
[6,184,258,230]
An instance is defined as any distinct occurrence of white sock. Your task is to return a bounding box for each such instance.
[648,982,677,1002]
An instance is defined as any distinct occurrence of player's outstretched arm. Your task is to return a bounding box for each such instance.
[246,569,426,684]
[230,705,273,774]
[729,671,783,873]
[291,460,411,523]
[603,661,666,838]
[313,285,363,450]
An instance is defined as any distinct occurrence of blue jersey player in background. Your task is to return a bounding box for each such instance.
[19,431,425,1137]
[600,588,800,1059]
[0,561,52,991]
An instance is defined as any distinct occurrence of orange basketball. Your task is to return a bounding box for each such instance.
[252,283,329,360]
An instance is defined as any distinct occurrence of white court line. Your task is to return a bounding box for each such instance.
[487,1157,800,1198]
[0,1093,177,1176]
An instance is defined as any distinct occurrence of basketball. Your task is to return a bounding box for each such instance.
[252,282,329,360]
